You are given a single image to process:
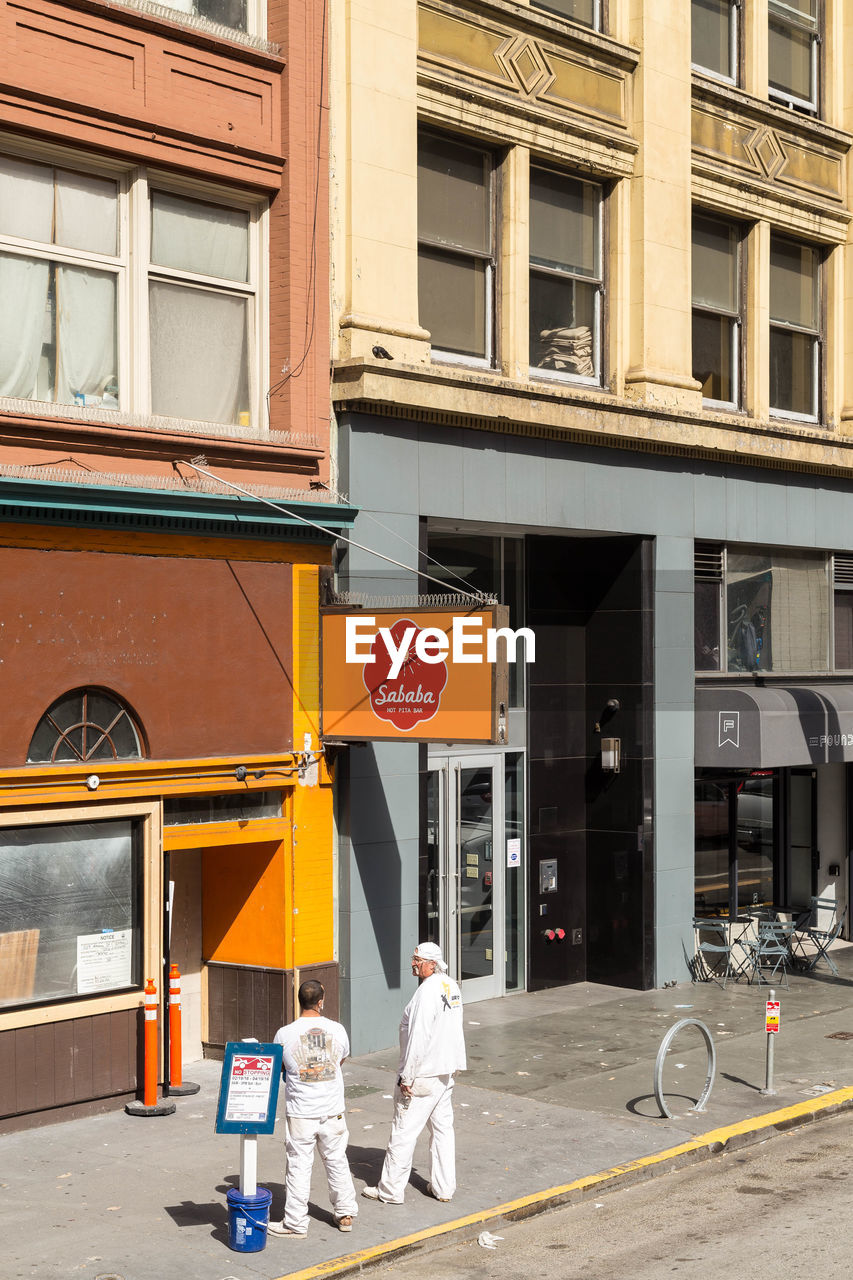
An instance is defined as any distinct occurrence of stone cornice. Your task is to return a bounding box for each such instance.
[333,359,853,479]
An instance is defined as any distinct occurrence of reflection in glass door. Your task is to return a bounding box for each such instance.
[456,762,499,996]
[423,754,524,1002]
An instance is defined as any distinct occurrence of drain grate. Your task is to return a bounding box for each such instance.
[825,1031,853,1040]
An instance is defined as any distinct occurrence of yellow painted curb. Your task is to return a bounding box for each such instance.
[271,1086,853,1280]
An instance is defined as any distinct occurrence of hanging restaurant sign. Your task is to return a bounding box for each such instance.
[321,606,528,743]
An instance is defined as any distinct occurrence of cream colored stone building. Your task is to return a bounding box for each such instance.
[328,0,853,1050]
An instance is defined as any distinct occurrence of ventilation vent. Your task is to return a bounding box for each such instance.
[834,555,853,587]
[695,542,723,582]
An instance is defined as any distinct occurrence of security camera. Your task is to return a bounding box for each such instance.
[86,775,100,791]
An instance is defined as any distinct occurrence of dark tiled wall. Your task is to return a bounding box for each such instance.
[526,536,653,990]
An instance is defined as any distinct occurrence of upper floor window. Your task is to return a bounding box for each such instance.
[418,132,495,367]
[529,167,602,385]
[694,543,830,674]
[692,0,738,82]
[769,235,820,422]
[769,0,819,113]
[28,689,144,764]
[692,214,741,409]
[0,150,263,428]
[533,0,600,30]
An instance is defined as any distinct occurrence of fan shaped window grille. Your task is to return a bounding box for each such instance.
[28,689,144,764]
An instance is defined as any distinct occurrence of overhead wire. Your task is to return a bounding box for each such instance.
[177,458,491,601]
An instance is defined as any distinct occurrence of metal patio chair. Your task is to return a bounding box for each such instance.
[792,899,848,977]
[745,918,793,988]
[693,919,735,988]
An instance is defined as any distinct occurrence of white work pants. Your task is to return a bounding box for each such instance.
[377,1074,456,1203]
[284,1113,358,1233]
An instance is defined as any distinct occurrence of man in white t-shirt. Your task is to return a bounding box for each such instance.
[268,980,358,1237]
[362,941,466,1205]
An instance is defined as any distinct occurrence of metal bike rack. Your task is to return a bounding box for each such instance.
[654,1018,716,1119]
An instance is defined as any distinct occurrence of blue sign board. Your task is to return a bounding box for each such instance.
[214,1041,283,1136]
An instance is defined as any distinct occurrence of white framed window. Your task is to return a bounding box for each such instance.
[418,130,495,369]
[0,142,266,430]
[769,235,820,423]
[691,0,738,83]
[692,214,741,410]
[529,166,603,386]
[532,0,600,31]
[768,0,819,114]
[138,0,265,40]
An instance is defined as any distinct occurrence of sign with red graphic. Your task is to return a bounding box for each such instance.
[765,1000,780,1034]
[321,606,512,743]
[215,1041,283,1135]
[362,617,449,732]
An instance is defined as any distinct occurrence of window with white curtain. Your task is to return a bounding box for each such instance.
[0,149,263,428]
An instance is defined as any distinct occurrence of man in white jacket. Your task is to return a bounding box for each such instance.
[362,941,466,1204]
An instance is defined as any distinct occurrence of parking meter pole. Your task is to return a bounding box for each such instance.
[240,1134,258,1197]
[762,988,776,1097]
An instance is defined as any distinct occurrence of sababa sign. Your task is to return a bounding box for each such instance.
[321,607,531,743]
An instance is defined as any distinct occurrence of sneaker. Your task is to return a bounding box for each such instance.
[427,1183,451,1203]
[336,1215,354,1232]
[267,1219,307,1237]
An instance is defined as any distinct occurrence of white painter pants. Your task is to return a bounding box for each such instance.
[377,1074,456,1203]
[284,1113,358,1233]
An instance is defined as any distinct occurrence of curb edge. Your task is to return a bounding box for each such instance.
[271,1086,853,1280]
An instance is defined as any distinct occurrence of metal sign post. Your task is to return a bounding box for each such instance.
[761,991,780,1096]
[215,1041,283,1193]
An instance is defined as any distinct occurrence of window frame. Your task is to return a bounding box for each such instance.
[691,212,743,412]
[691,0,739,85]
[531,0,602,32]
[417,129,497,371]
[0,799,159,1032]
[768,233,822,425]
[768,0,820,115]
[0,136,268,432]
[528,164,604,389]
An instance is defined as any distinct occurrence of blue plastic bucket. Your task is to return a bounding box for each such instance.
[226,1185,272,1253]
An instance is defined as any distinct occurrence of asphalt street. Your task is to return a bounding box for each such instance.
[372,1107,853,1280]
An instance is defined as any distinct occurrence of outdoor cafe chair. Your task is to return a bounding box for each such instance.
[693,918,734,988]
[745,918,793,988]
[792,899,848,977]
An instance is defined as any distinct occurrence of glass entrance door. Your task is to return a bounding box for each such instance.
[424,755,505,1002]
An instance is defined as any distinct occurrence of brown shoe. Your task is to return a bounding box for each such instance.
[336,1215,354,1232]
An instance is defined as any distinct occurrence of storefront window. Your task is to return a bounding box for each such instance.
[695,779,730,917]
[736,775,774,909]
[0,819,140,1009]
[726,548,829,672]
[164,792,282,825]
[695,773,775,917]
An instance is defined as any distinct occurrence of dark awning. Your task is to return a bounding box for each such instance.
[695,683,853,768]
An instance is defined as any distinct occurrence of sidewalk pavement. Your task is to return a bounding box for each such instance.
[7,949,853,1280]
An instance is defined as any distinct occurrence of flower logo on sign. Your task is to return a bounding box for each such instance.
[363,618,449,731]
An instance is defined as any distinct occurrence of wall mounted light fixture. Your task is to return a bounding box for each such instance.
[600,737,621,773]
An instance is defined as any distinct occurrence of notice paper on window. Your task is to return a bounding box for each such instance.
[76,928,132,994]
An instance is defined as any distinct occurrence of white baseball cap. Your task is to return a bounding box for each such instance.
[414,941,448,972]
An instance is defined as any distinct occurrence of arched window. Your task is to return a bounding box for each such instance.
[28,689,144,764]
